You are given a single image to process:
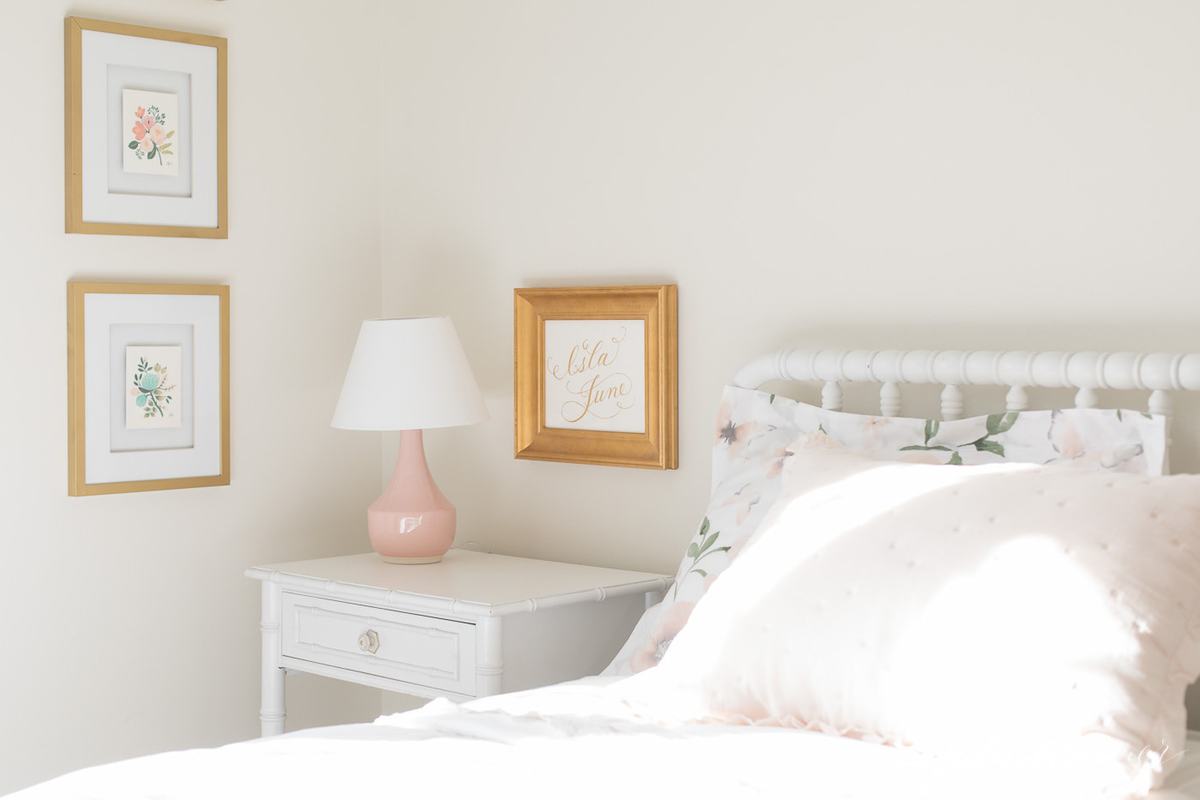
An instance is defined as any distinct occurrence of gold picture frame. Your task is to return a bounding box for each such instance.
[65,17,228,238]
[514,285,678,469]
[67,281,231,495]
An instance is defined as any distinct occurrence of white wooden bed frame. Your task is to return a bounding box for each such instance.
[735,350,1200,418]
[734,350,1200,467]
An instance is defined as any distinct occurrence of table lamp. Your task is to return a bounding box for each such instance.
[332,317,487,563]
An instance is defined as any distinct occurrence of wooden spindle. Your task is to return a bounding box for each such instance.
[1150,389,1173,472]
[1005,385,1028,411]
[880,382,901,417]
[1074,387,1099,409]
[940,384,964,420]
[821,381,843,411]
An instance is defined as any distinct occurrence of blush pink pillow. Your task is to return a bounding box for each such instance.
[652,446,1200,796]
[603,386,1166,677]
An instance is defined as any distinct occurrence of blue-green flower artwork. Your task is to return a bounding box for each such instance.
[125,346,181,429]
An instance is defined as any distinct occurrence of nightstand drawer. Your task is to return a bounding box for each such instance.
[281,593,476,696]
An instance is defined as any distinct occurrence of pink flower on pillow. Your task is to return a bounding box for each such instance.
[1049,412,1086,460]
[765,446,795,478]
[715,401,760,458]
[631,601,695,672]
[792,430,840,452]
[855,414,897,449]
[717,482,761,525]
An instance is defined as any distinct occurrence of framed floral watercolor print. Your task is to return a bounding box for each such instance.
[125,346,183,429]
[65,18,227,238]
[514,285,677,469]
[67,282,230,495]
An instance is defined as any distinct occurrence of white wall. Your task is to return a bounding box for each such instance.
[378,0,1200,703]
[0,1,384,792]
[380,0,1200,569]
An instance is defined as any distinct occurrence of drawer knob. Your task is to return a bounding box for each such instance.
[358,629,380,654]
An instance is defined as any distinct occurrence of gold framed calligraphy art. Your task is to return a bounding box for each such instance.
[514,285,677,469]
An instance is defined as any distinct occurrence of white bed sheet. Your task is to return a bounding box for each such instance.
[12,677,1200,800]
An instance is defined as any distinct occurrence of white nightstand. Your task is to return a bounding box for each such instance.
[245,549,669,737]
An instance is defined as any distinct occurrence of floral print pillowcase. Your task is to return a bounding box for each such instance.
[602,386,1167,676]
[792,402,1165,475]
[603,387,800,675]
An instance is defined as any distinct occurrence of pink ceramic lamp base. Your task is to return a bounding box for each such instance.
[368,429,455,564]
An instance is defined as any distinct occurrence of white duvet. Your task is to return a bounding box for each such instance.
[13,677,1200,800]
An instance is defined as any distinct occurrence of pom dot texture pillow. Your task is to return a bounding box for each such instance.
[655,448,1200,795]
[603,386,1167,676]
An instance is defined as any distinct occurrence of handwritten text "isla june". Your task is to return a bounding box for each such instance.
[546,327,635,423]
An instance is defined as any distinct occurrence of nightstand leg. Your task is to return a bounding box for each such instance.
[259,581,286,737]
[476,616,503,697]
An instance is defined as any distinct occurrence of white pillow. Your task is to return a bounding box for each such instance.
[651,446,1200,796]
[603,385,1168,676]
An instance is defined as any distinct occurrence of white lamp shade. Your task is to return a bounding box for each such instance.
[331,317,488,431]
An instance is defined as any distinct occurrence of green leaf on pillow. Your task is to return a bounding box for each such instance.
[686,543,700,558]
[690,547,730,571]
[899,444,951,452]
[975,439,1005,457]
[698,517,710,538]
[700,532,719,555]
[947,451,963,465]
[924,419,939,445]
[985,412,1019,436]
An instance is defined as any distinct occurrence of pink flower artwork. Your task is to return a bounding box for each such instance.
[127,104,175,166]
[121,89,179,176]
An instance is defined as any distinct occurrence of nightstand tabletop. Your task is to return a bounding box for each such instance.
[247,548,669,610]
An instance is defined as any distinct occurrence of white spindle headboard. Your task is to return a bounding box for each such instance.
[733,350,1200,425]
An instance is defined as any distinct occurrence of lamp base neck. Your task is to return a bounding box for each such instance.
[367,429,456,563]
